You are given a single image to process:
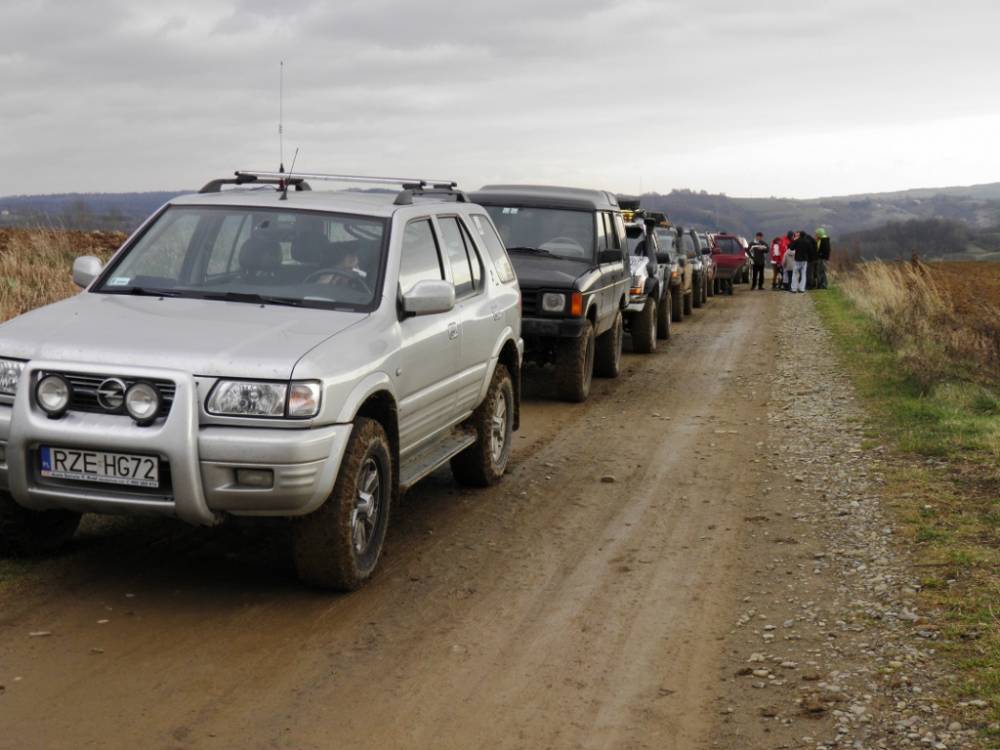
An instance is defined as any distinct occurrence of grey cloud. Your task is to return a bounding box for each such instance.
[1,0,998,197]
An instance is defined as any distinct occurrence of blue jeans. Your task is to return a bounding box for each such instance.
[793,261,808,292]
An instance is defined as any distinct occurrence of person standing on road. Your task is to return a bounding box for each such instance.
[803,230,819,289]
[748,232,768,290]
[771,235,787,289]
[789,230,810,293]
[815,227,831,289]
[782,230,796,290]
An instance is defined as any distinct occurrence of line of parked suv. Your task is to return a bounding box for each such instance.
[0,171,746,590]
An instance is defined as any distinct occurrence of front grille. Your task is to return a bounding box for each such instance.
[47,371,177,417]
[520,290,538,316]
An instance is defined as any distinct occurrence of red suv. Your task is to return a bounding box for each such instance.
[709,233,747,295]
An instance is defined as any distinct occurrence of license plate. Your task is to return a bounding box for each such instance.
[39,446,159,489]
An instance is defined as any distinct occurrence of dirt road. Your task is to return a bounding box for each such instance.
[0,290,974,749]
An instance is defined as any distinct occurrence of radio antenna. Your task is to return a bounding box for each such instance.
[278,60,285,173]
[280,147,299,201]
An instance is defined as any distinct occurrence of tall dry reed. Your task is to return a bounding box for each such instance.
[0,228,120,322]
[840,260,1000,389]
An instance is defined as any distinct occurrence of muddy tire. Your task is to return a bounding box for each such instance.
[0,491,80,556]
[632,298,657,354]
[671,286,684,322]
[726,279,735,295]
[293,417,393,591]
[683,289,693,316]
[706,276,714,298]
[693,277,704,308]
[451,365,514,487]
[556,321,595,402]
[593,312,622,379]
[657,289,672,340]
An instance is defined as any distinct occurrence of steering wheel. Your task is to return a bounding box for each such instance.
[304,267,371,295]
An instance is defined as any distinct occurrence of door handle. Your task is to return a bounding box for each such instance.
[448,322,459,340]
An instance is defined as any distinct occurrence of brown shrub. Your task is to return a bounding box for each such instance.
[0,228,123,322]
[840,260,1000,389]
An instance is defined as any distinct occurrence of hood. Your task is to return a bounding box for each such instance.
[0,293,365,379]
[509,253,591,290]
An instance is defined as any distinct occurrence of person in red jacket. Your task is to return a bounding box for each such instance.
[770,235,787,289]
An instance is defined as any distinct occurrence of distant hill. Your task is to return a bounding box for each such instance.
[838,218,1000,262]
[639,181,1000,241]
[0,192,186,232]
[3,181,1000,258]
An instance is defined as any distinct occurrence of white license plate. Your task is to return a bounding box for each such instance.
[40,446,159,489]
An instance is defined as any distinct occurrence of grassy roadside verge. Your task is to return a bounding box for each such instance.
[814,285,1000,735]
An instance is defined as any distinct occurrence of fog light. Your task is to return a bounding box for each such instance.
[36,374,71,418]
[125,382,160,426]
[236,468,274,488]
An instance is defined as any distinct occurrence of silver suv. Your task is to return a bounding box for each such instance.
[0,171,523,590]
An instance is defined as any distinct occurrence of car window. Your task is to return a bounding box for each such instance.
[612,213,627,250]
[398,219,444,295]
[98,206,387,310]
[206,214,251,276]
[484,206,595,260]
[596,212,608,250]
[655,229,676,253]
[714,237,744,255]
[438,217,475,297]
[607,213,622,250]
[458,220,483,291]
[469,214,516,284]
[680,233,696,255]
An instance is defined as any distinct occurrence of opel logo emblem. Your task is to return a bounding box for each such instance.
[96,378,127,411]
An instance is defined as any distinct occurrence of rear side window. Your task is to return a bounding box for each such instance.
[398,219,443,295]
[438,217,476,297]
[715,237,743,255]
[470,214,516,284]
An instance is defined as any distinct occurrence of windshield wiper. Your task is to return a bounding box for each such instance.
[115,286,184,297]
[506,246,556,256]
[201,291,304,307]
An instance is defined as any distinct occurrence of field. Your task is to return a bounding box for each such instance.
[0,228,123,322]
[816,260,1000,733]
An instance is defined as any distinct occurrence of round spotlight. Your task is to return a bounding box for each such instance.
[36,374,71,418]
[125,382,160,426]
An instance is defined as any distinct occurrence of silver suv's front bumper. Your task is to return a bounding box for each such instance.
[0,361,351,525]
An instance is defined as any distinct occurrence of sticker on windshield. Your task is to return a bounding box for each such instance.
[501,207,519,215]
[108,277,131,286]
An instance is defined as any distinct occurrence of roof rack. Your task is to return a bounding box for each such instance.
[200,170,466,205]
[199,173,312,194]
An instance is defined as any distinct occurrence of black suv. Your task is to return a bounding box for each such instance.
[470,185,631,402]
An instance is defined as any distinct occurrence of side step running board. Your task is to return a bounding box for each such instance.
[399,427,477,491]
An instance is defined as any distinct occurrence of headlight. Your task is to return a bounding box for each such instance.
[0,359,25,396]
[207,380,321,418]
[541,293,565,313]
[36,374,71,418]
[125,382,160,425]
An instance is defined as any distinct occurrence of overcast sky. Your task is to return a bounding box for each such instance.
[2,0,998,199]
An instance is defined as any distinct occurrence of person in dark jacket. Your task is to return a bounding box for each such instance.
[788,231,811,293]
[748,232,768,290]
[803,231,819,289]
[815,227,831,289]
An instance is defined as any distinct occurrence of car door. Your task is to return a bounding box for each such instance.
[395,218,462,454]
[433,214,493,415]
[597,211,626,328]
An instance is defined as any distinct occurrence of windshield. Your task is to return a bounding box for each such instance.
[96,206,386,309]
[654,229,676,253]
[484,206,594,261]
[714,237,744,255]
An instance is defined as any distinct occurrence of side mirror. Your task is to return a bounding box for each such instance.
[402,279,455,316]
[702,248,713,255]
[598,249,622,265]
[72,256,103,288]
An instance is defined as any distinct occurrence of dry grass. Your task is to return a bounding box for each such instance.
[0,228,124,322]
[839,260,1000,390]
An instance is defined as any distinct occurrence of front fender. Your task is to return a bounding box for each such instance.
[334,371,395,424]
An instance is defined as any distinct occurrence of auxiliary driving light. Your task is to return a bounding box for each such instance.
[36,374,71,418]
[125,382,160,426]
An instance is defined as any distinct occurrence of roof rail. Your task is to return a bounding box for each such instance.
[198,172,312,194]
[213,170,465,205]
